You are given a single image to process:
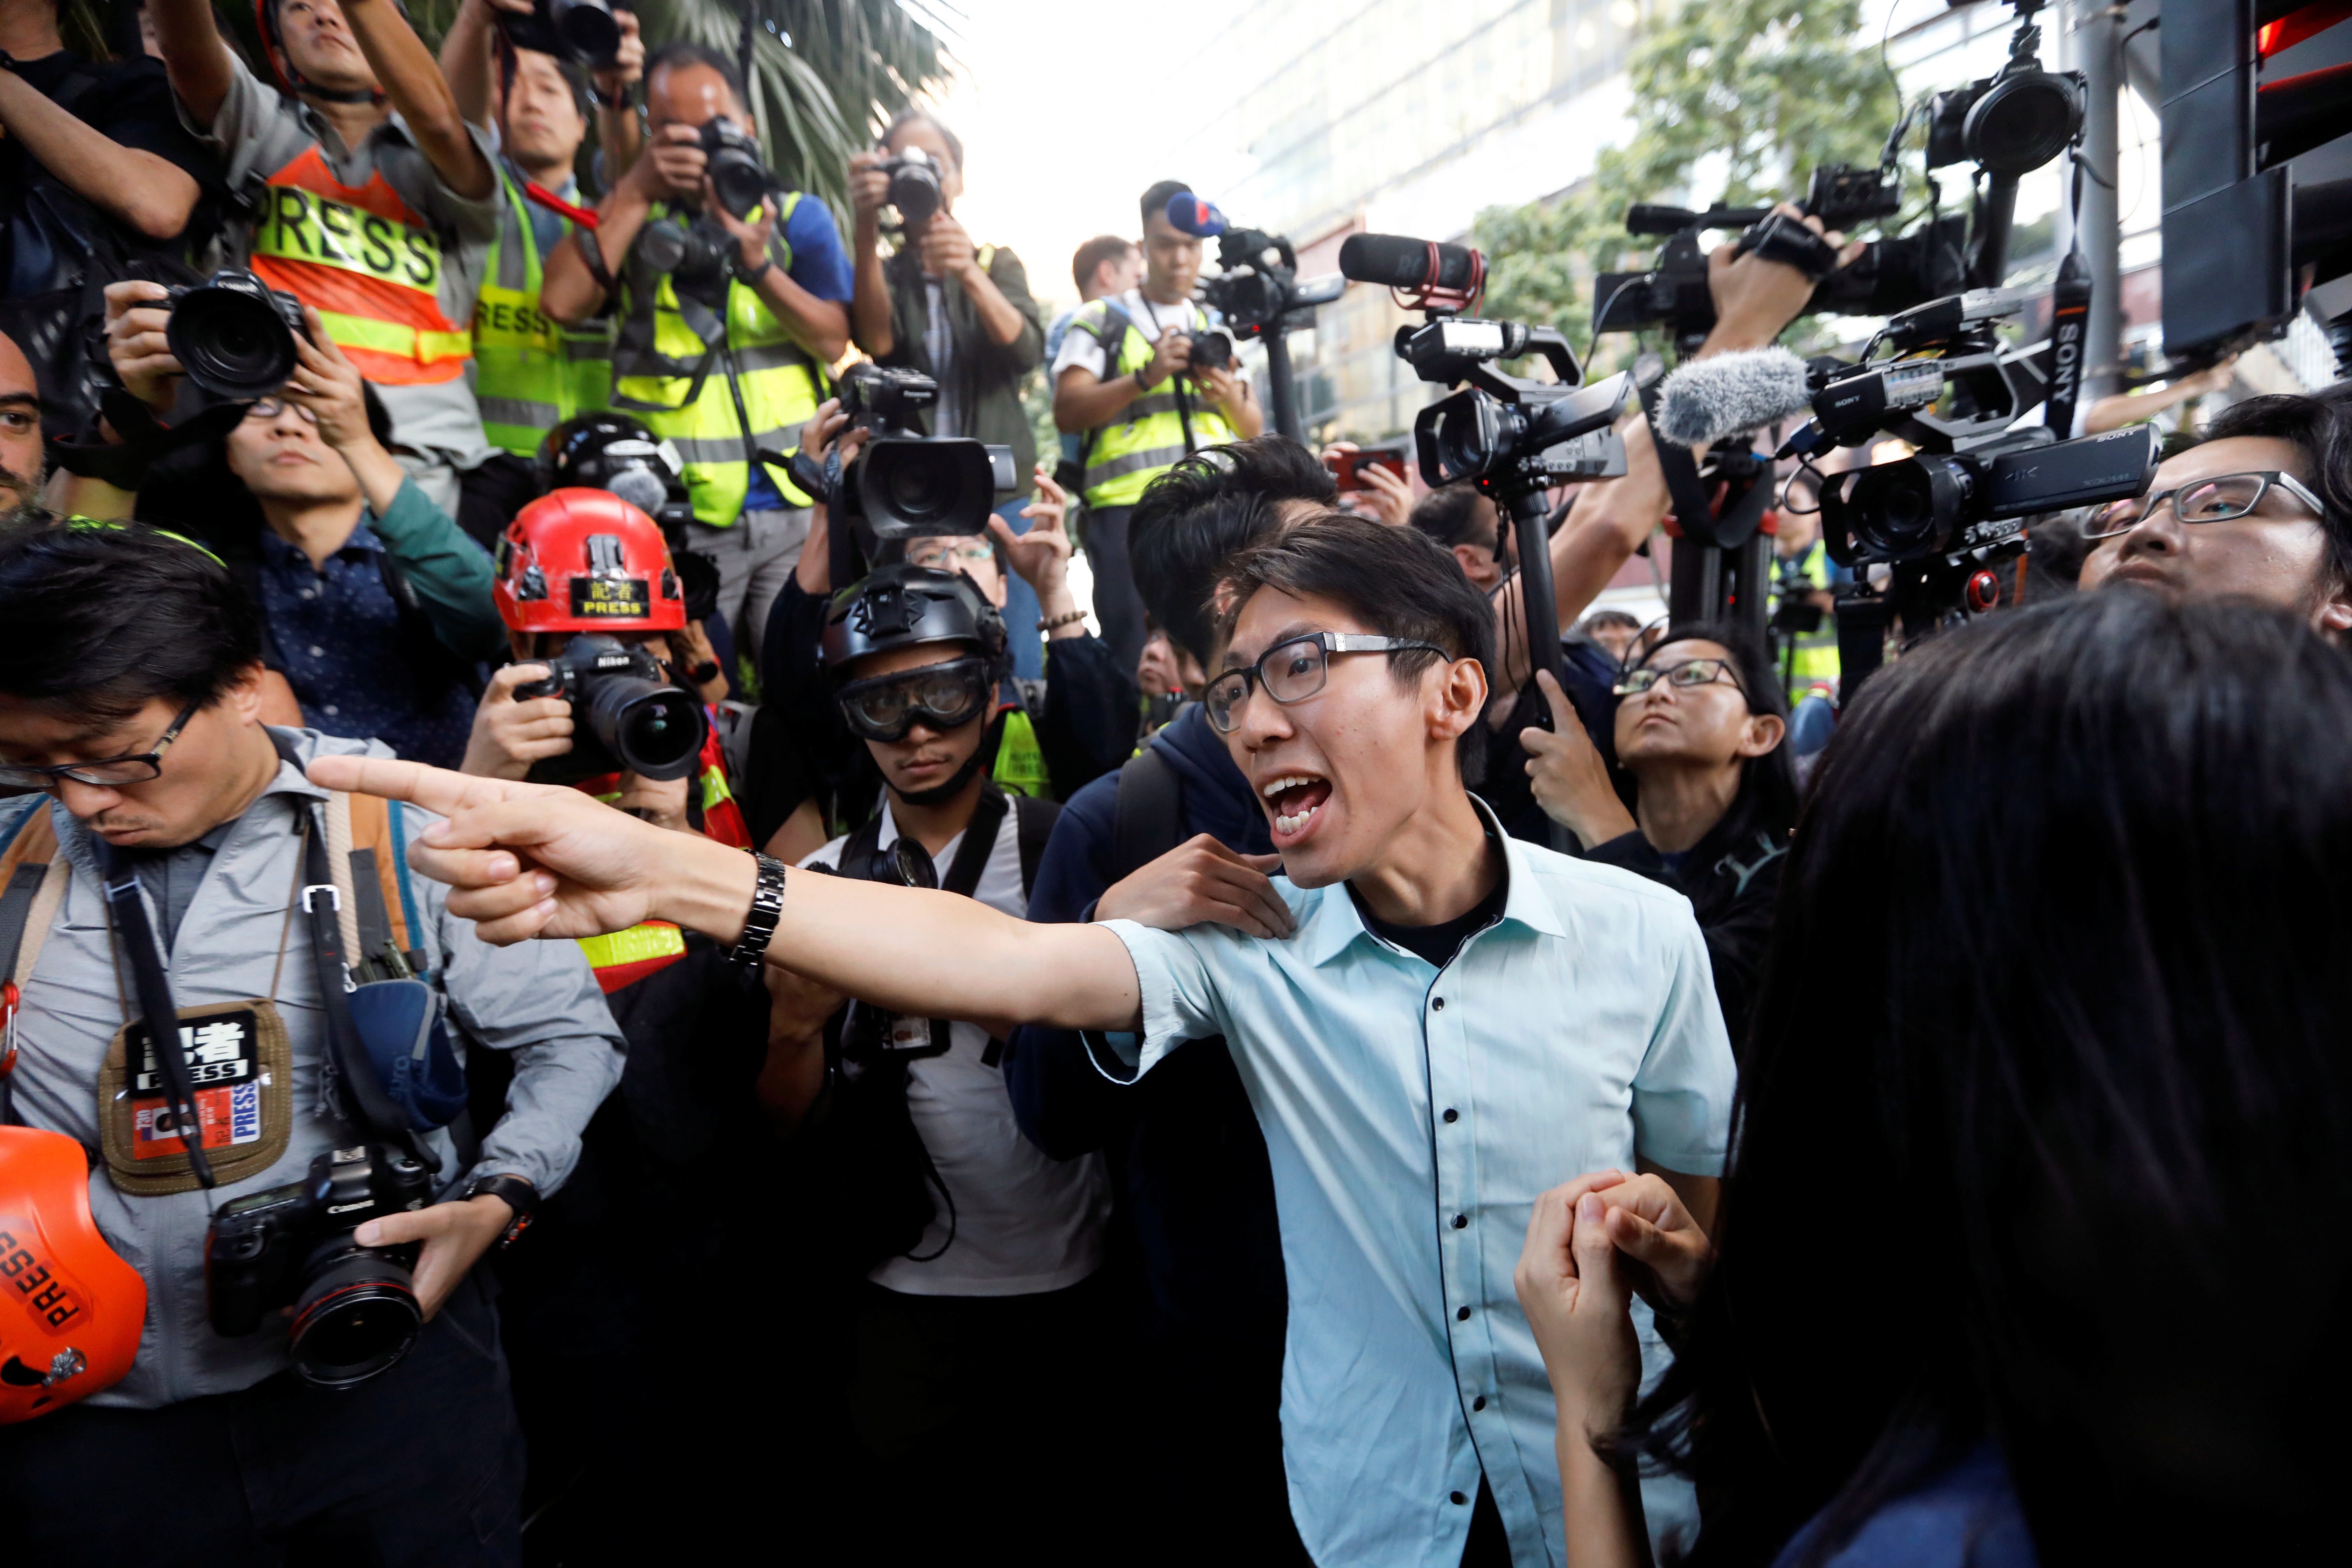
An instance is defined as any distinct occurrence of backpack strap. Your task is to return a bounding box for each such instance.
[1111,745,1185,882]
[1012,792,1060,899]
[0,805,62,993]
[1074,301,1141,475]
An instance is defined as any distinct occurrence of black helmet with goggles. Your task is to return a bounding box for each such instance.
[822,564,1009,743]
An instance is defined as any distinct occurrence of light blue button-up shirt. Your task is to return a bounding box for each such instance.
[1096,804,1736,1567]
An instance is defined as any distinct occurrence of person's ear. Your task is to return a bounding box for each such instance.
[223,661,270,728]
[2314,574,2352,643]
[1427,656,1486,747]
[1738,711,1787,758]
[1453,543,1485,579]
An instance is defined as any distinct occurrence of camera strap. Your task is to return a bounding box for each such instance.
[93,839,215,1189]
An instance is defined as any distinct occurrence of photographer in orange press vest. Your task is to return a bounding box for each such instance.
[148,0,502,521]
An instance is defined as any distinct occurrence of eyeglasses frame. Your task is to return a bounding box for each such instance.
[0,699,204,789]
[1205,632,1451,735]
[2083,469,2326,541]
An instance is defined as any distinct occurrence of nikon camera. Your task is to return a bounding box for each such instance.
[205,1143,432,1389]
[515,634,710,785]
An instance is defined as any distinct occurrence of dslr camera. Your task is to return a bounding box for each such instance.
[515,634,711,784]
[699,116,773,220]
[878,146,944,230]
[205,1143,432,1389]
[497,0,621,66]
[165,270,310,402]
[1395,316,1630,501]
[831,364,1016,544]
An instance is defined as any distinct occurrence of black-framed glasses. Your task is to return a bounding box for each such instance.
[244,397,317,426]
[0,700,201,788]
[2083,470,2324,540]
[1204,632,1448,735]
[1613,657,1743,699]
[835,657,993,743]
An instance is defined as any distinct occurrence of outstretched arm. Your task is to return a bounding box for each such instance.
[305,757,1146,1031]
[344,0,495,201]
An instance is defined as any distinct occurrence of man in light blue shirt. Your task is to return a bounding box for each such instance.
[320,512,1737,1568]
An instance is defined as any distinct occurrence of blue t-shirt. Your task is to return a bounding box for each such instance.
[739,195,853,514]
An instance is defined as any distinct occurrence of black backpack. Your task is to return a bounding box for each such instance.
[794,783,1058,1275]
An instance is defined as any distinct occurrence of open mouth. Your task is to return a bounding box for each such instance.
[1260,772,1331,842]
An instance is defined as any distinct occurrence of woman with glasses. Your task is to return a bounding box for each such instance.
[1519,623,1795,1046]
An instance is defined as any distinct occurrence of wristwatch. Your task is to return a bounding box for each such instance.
[728,853,788,968]
[459,1173,539,1249]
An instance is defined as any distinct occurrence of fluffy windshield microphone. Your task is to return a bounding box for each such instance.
[1338,233,1482,293]
[1652,347,1813,447]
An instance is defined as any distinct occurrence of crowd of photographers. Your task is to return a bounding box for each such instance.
[1,0,2351,1563]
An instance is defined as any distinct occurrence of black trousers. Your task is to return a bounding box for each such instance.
[0,1272,524,1568]
[1081,504,1150,680]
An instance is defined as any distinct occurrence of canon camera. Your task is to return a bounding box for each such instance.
[165,270,311,402]
[205,1143,432,1389]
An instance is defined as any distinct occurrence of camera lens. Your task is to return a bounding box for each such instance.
[856,439,995,539]
[709,153,771,222]
[547,0,619,63]
[636,220,687,274]
[1966,72,2082,176]
[890,166,942,228]
[1851,456,1970,560]
[168,284,300,401]
[583,676,708,780]
[288,1239,422,1389]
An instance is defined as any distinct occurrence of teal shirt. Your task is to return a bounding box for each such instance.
[1093,798,1735,1566]
[363,475,506,659]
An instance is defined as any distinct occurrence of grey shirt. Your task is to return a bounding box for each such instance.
[1,729,625,1408]
[124,820,233,951]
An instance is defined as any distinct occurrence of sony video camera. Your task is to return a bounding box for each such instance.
[1777,284,2156,689]
[498,0,621,66]
[165,270,311,402]
[515,633,711,783]
[205,1143,433,1389]
[832,364,1016,544]
[1395,316,1631,502]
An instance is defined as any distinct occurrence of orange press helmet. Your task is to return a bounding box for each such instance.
[495,488,688,635]
[0,1127,146,1423]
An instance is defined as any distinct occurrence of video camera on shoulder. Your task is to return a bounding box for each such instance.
[498,0,623,67]
[205,1142,432,1390]
[825,364,1016,551]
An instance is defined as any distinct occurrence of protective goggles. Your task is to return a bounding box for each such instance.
[835,658,993,743]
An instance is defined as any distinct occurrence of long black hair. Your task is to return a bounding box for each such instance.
[1626,588,2352,1565]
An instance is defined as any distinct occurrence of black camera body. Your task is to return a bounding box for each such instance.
[165,270,310,401]
[832,365,1016,545]
[699,117,773,220]
[498,0,620,66]
[1395,316,1631,501]
[1196,226,1345,342]
[516,634,710,783]
[1188,329,1234,373]
[880,148,944,230]
[205,1143,432,1388]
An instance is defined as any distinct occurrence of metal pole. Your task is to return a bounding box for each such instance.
[1504,489,1576,854]
[2076,0,2124,400]
[1264,332,1303,444]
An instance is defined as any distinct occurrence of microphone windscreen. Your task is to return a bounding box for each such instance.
[1653,348,1813,447]
[1166,194,1226,238]
[1338,233,1480,291]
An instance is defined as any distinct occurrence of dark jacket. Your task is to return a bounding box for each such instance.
[1582,793,1789,1052]
[877,243,1045,478]
[1005,705,1287,1344]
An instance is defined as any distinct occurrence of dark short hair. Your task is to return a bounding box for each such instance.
[883,108,964,171]
[0,522,262,724]
[645,41,747,110]
[1072,234,1136,294]
[501,43,592,130]
[1129,436,1341,666]
[1140,179,1192,233]
[1408,482,1494,552]
[1212,513,1497,784]
[1634,622,1797,837]
[2196,385,2352,590]
[1580,609,1641,634]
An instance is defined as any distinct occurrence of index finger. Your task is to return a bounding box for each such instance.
[307,755,500,816]
[1534,667,1576,731]
[105,279,170,314]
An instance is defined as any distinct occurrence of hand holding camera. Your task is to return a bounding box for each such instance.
[278,307,377,454]
[463,663,576,781]
[102,280,181,416]
[705,172,777,279]
[916,211,978,283]
[589,5,642,103]
[847,149,893,227]
[630,120,710,204]
[1705,202,1862,357]
[1138,329,1191,391]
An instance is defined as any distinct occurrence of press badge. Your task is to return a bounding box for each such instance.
[98,1000,293,1196]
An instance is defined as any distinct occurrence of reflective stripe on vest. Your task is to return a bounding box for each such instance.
[991,706,1048,799]
[614,195,822,527]
[575,920,688,993]
[250,147,472,386]
[1074,300,1239,508]
[472,176,569,457]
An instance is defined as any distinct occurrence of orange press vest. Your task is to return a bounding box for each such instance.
[249,146,474,386]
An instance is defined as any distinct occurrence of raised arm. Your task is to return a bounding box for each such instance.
[0,77,199,241]
[149,0,239,130]
[343,0,495,201]
[304,757,1146,1031]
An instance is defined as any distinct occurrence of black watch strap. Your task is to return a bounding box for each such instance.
[728,854,787,968]
[461,1173,539,1248]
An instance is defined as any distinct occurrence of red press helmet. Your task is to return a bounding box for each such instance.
[0,1126,146,1423]
[495,488,688,635]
